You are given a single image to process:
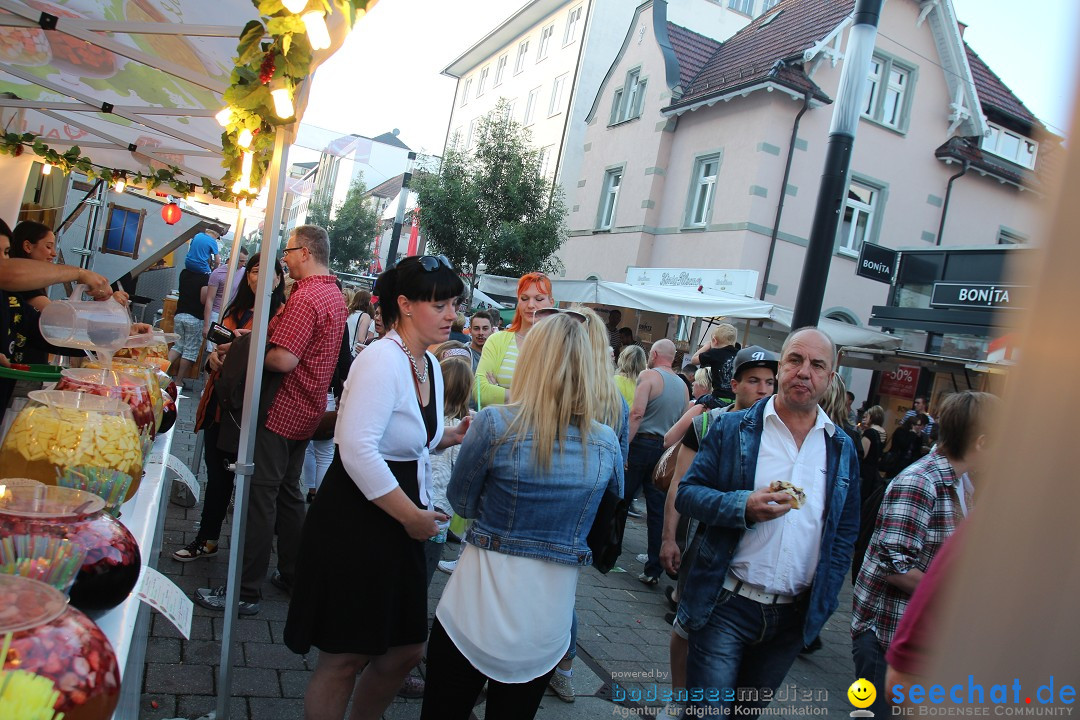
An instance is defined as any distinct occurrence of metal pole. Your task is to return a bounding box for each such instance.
[385,151,417,268]
[221,200,249,310]
[215,126,290,720]
[790,0,882,330]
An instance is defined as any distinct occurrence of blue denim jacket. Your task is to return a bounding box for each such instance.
[447,405,625,567]
[674,398,861,644]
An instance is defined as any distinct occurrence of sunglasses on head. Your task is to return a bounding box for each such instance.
[534,307,586,323]
[409,254,453,272]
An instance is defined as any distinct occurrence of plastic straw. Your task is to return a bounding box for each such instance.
[0,535,86,594]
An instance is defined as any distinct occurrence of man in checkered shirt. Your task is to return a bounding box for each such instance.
[851,391,998,717]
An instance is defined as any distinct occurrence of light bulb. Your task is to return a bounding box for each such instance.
[232,180,246,194]
[114,177,126,193]
[237,128,253,149]
[271,84,294,119]
[302,10,331,51]
[240,151,254,185]
[282,0,306,12]
[41,163,52,176]
[215,106,233,127]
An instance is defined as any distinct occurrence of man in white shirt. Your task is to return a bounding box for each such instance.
[675,328,861,714]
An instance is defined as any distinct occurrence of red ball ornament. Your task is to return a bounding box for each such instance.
[161,201,182,225]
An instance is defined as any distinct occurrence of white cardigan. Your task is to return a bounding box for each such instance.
[335,330,445,505]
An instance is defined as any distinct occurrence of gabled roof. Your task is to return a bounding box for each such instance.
[964,43,1039,128]
[664,0,851,111]
[372,130,412,150]
[665,23,721,90]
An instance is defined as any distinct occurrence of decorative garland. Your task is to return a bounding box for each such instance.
[0,0,379,203]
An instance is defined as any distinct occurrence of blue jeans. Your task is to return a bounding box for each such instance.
[852,630,889,718]
[686,590,805,712]
[627,435,666,578]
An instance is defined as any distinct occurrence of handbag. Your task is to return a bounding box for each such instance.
[214,332,284,455]
[652,443,679,492]
[311,411,337,441]
[587,489,628,574]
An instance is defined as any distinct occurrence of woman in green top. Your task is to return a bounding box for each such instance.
[613,344,646,409]
[475,272,554,407]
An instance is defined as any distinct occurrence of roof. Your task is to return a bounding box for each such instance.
[442,0,565,77]
[665,23,720,90]
[934,136,1043,191]
[365,173,405,200]
[372,130,412,150]
[665,0,851,111]
[964,43,1039,128]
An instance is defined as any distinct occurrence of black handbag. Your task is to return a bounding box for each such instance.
[587,489,628,574]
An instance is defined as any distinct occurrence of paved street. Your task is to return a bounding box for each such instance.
[139,383,858,719]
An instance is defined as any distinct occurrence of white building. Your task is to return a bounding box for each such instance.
[442,0,763,202]
[308,129,414,215]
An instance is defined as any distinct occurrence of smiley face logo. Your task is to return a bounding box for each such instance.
[848,678,877,709]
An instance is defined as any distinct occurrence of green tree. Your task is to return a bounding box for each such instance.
[303,178,379,273]
[413,100,566,300]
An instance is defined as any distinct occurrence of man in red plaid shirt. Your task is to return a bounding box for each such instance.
[851,391,998,716]
[196,225,347,615]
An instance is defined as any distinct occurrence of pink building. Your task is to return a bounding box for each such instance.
[562,0,1053,335]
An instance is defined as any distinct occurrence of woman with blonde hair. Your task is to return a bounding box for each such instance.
[614,344,647,408]
[474,271,554,407]
[421,312,623,720]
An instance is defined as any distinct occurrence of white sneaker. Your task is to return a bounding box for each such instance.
[548,671,575,703]
[636,553,648,564]
[437,559,457,574]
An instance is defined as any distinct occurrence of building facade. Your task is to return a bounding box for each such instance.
[561,0,1050,343]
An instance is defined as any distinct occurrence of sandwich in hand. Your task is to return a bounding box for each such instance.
[769,480,806,509]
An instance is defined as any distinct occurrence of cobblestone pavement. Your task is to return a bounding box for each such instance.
[140,382,858,719]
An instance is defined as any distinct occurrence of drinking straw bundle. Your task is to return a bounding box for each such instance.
[0,535,86,595]
[56,466,133,516]
[0,635,63,720]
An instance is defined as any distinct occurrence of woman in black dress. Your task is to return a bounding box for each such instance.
[285,255,469,720]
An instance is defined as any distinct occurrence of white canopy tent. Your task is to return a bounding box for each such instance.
[0,3,364,718]
[478,274,901,350]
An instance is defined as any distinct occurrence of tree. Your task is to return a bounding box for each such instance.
[303,178,380,273]
[413,100,566,300]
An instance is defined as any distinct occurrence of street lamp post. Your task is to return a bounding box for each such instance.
[790,0,883,330]
[385,151,417,269]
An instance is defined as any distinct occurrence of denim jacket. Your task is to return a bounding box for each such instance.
[447,405,624,567]
[675,398,861,645]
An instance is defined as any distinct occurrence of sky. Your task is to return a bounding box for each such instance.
[301,0,1079,154]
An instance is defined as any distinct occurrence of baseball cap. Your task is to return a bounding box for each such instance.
[734,345,778,378]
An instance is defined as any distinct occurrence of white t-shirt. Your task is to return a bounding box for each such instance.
[436,544,578,683]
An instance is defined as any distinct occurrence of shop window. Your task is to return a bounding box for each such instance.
[102,204,145,258]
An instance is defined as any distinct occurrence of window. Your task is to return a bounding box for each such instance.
[514,40,530,74]
[539,146,553,179]
[761,0,779,9]
[524,87,540,126]
[477,66,489,97]
[465,119,478,150]
[548,74,567,116]
[863,54,913,130]
[494,54,508,86]
[503,99,517,122]
[450,127,463,150]
[537,24,554,62]
[598,168,622,230]
[982,122,1038,169]
[728,0,753,15]
[460,78,472,106]
[564,6,582,46]
[687,154,720,227]
[837,181,878,256]
[102,204,144,258]
[610,68,646,124]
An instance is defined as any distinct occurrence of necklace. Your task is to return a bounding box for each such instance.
[400,341,429,384]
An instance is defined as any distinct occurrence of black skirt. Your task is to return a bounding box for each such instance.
[284,451,429,655]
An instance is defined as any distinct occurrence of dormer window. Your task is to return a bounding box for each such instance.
[981,122,1037,169]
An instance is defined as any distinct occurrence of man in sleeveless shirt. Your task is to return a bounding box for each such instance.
[626,338,690,585]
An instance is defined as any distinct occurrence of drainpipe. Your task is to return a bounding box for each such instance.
[759,90,811,301]
[935,159,968,246]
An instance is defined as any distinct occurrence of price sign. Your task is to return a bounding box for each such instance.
[878,364,919,400]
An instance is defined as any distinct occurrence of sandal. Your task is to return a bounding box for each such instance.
[398,673,425,698]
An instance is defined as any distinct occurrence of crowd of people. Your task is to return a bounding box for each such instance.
[0,215,994,719]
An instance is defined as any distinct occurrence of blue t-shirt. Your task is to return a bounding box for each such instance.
[185,232,219,273]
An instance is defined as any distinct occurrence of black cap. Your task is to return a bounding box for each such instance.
[734,345,778,378]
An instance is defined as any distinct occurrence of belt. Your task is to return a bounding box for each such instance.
[723,574,799,605]
[636,433,663,440]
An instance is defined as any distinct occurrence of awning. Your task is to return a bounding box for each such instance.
[837,346,1013,376]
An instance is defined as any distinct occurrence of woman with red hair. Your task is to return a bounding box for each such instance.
[474,271,554,407]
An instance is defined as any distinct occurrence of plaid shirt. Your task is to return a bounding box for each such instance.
[851,450,970,647]
[266,275,347,440]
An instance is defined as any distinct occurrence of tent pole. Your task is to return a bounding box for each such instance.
[221,200,248,308]
[743,318,752,346]
[215,126,291,720]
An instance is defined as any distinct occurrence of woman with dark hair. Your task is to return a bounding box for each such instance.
[882,412,929,479]
[285,255,471,720]
[474,271,554,407]
[171,252,286,562]
[348,288,376,353]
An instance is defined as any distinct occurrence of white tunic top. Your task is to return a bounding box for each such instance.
[436,544,578,683]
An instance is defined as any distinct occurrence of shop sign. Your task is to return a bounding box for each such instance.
[930,283,1025,310]
[878,365,920,400]
[626,267,759,298]
[856,243,897,284]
